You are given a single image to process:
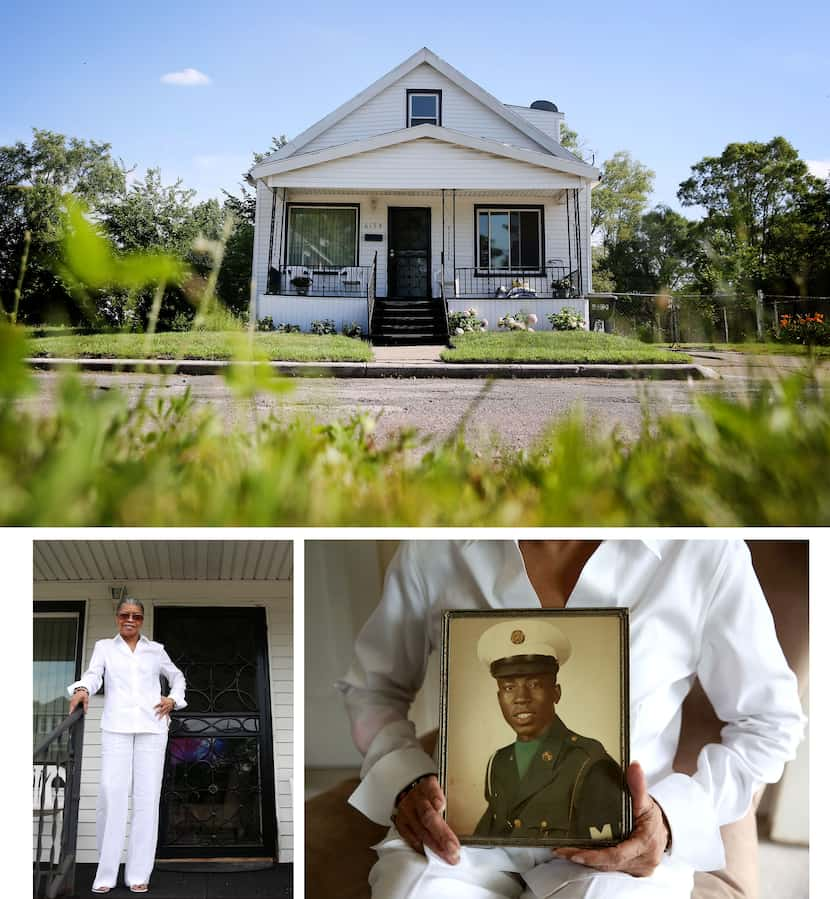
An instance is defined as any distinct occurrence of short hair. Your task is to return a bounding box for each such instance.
[115,596,145,614]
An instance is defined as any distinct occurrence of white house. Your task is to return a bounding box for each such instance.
[33,540,293,895]
[249,48,599,340]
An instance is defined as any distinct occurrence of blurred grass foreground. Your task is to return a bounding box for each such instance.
[2,197,829,525]
[3,320,829,525]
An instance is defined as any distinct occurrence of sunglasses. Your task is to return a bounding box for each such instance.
[117,612,144,622]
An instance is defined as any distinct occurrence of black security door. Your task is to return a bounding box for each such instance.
[388,207,431,297]
[155,607,277,859]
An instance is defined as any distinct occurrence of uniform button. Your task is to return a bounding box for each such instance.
[513,819,522,829]
[540,820,548,828]
[542,751,553,762]
[570,736,578,742]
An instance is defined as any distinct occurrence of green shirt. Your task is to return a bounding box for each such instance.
[514,736,544,779]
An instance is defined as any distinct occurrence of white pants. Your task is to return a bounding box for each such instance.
[369,830,690,899]
[93,731,168,890]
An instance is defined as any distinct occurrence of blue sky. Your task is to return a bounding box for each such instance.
[2,0,828,210]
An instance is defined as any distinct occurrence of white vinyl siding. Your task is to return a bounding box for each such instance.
[32,582,294,864]
[302,63,547,154]
[506,105,564,143]
[267,139,583,191]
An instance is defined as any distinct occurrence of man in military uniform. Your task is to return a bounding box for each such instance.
[473,618,623,842]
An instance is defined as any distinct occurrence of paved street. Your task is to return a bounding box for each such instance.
[23,351,818,452]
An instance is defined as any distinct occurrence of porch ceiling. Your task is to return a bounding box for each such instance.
[33,541,293,582]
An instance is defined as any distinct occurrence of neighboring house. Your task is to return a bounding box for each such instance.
[33,540,293,894]
[249,47,599,339]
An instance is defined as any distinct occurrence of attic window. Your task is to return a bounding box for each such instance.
[407,90,441,127]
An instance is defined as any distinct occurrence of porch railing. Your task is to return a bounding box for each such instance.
[439,262,450,339]
[266,264,373,297]
[34,706,85,899]
[454,266,579,299]
[367,252,377,338]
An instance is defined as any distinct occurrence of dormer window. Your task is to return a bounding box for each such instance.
[407,90,441,127]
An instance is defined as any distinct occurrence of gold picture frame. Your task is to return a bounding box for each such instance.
[438,608,632,848]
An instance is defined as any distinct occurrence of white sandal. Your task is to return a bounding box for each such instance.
[129,886,149,894]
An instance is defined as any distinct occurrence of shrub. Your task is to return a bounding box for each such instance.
[275,322,301,334]
[342,321,363,339]
[548,307,585,331]
[498,311,538,331]
[777,313,830,346]
[311,319,336,336]
[257,316,276,332]
[448,307,486,333]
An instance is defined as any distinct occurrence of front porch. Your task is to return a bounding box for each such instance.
[256,188,591,337]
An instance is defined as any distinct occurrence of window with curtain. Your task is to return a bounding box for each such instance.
[286,206,358,268]
[34,608,83,759]
[476,207,542,271]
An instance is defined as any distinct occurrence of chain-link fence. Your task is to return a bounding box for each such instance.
[588,292,830,344]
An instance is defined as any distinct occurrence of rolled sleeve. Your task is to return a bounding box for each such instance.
[348,720,437,824]
[67,640,105,697]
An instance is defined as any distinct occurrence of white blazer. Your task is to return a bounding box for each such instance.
[68,634,187,734]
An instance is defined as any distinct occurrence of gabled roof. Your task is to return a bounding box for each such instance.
[249,124,600,181]
[254,47,581,170]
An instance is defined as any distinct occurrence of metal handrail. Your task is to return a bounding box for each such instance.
[439,263,450,342]
[34,706,85,899]
[367,252,377,338]
[34,706,84,759]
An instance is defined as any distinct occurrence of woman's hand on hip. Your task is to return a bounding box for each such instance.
[69,689,89,714]
[154,697,175,718]
[393,774,460,865]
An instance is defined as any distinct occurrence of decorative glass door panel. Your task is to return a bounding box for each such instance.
[155,608,276,858]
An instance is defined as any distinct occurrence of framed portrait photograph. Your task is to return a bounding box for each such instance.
[438,609,631,848]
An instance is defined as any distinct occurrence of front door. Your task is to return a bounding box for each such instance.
[388,207,431,298]
[155,607,277,859]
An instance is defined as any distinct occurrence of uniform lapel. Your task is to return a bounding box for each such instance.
[511,716,568,808]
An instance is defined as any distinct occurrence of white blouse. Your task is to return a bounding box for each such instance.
[68,634,188,734]
[336,540,805,897]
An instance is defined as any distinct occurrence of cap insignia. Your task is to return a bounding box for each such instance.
[510,629,525,645]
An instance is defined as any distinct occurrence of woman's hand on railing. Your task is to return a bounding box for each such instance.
[69,688,89,714]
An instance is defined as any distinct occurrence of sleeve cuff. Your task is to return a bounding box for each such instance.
[649,773,725,871]
[170,692,187,709]
[348,745,438,825]
[67,680,90,697]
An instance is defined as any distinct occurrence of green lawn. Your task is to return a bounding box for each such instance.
[442,331,692,363]
[666,341,830,358]
[26,330,374,362]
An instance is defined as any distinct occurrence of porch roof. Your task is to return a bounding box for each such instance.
[250,124,599,187]
[34,541,293,582]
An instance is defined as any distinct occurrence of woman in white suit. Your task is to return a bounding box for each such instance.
[68,598,187,894]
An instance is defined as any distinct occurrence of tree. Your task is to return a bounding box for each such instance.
[100,168,224,328]
[215,135,289,315]
[592,151,655,244]
[601,205,695,293]
[0,129,126,322]
[677,137,826,294]
[559,125,588,162]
